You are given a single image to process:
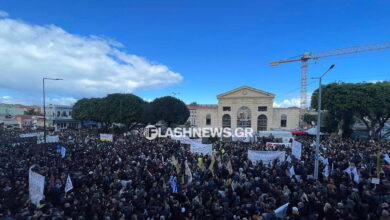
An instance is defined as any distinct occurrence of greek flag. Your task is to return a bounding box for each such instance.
[60,146,66,158]
[65,174,73,193]
[169,176,178,193]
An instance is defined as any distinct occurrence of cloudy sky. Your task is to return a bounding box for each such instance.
[0,1,389,107]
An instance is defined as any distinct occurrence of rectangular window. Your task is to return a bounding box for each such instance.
[281,120,287,127]
[258,106,267,111]
[223,106,231,111]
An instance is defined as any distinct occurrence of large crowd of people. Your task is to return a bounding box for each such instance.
[1,128,390,220]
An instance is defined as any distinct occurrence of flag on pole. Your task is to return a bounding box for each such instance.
[344,167,352,178]
[352,167,359,183]
[289,166,295,177]
[56,145,61,154]
[384,154,390,164]
[208,153,216,175]
[323,165,329,178]
[184,160,193,183]
[227,160,233,175]
[171,156,181,174]
[274,203,289,219]
[169,175,178,193]
[65,174,73,193]
[331,163,334,175]
[60,146,66,158]
[286,155,292,163]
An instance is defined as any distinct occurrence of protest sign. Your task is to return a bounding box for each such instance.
[292,140,302,159]
[29,166,45,206]
[100,133,113,142]
[248,150,285,164]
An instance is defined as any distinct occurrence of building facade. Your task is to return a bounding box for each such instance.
[187,86,300,132]
[42,104,80,130]
[0,104,24,118]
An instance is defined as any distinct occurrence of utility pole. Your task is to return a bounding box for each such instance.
[43,77,63,144]
[312,64,335,179]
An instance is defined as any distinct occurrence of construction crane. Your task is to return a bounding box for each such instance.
[270,41,390,109]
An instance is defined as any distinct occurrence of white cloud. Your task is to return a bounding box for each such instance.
[368,80,384,83]
[273,98,301,108]
[0,10,9,17]
[0,15,183,104]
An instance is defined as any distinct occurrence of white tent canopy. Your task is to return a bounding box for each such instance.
[307,127,324,135]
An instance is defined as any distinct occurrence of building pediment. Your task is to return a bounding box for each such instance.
[217,86,275,99]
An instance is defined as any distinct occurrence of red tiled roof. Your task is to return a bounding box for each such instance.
[15,115,33,119]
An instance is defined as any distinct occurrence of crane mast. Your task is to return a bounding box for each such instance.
[270,41,390,109]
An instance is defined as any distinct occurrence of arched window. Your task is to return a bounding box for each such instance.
[257,115,267,131]
[206,114,211,125]
[281,114,287,127]
[222,114,231,128]
[237,106,251,128]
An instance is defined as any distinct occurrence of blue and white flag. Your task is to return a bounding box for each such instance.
[169,175,178,193]
[323,165,329,178]
[274,203,289,219]
[65,174,73,193]
[352,167,359,183]
[384,154,390,164]
[289,166,295,177]
[60,146,66,158]
[56,145,61,154]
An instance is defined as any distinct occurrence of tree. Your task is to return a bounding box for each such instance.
[352,82,390,139]
[311,81,390,139]
[303,113,316,125]
[151,96,190,127]
[72,94,145,129]
[24,109,37,115]
[189,102,199,106]
[100,93,145,126]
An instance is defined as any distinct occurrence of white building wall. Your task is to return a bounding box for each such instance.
[0,104,24,118]
[271,107,300,130]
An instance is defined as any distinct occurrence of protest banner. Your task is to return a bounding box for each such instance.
[37,135,59,144]
[100,133,113,142]
[190,142,212,155]
[20,132,44,138]
[266,142,292,148]
[248,150,285,164]
[29,166,45,206]
[292,140,302,159]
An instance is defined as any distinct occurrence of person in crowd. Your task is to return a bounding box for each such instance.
[0,128,389,219]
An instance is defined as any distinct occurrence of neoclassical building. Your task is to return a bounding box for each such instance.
[187,86,300,132]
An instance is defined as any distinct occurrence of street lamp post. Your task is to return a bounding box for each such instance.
[43,77,63,144]
[312,64,335,179]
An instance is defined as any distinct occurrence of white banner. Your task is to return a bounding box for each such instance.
[266,142,292,148]
[20,132,44,138]
[37,135,59,144]
[190,142,212,155]
[29,166,45,206]
[100,133,113,142]
[248,150,285,164]
[232,130,254,142]
[292,140,302,159]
